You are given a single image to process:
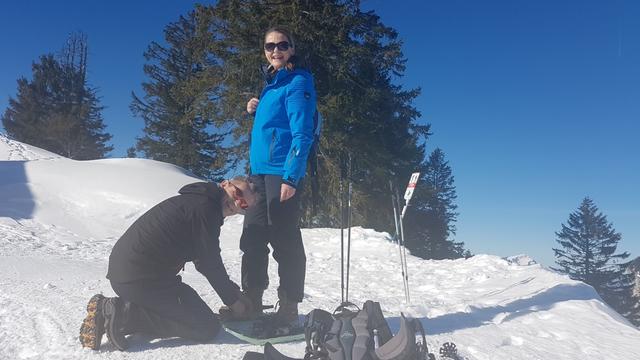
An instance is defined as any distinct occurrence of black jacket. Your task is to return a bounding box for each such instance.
[106,182,240,305]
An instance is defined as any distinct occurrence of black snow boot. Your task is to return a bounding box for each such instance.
[102,297,129,351]
[245,288,265,316]
[275,292,299,326]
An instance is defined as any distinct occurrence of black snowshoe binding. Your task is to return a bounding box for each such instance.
[250,313,304,339]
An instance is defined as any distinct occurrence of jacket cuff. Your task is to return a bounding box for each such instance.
[282,177,298,188]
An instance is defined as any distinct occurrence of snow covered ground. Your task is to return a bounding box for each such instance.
[1,133,639,360]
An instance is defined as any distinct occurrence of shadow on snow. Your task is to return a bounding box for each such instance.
[0,161,35,220]
[403,283,600,335]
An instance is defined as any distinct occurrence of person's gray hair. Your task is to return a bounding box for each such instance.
[231,175,258,196]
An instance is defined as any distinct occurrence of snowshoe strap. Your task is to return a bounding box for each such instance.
[362,300,393,346]
[411,318,430,359]
[333,301,360,317]
[304,309,334,359]
[374,314,418,360]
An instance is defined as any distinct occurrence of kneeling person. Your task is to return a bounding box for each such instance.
[79,177,258,351]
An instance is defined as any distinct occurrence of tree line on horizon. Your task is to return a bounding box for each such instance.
[0,1,467,261]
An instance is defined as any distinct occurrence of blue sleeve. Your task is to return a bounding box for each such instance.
[283,73,316,187]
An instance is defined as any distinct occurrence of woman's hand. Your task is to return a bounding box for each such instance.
[280,183,296,202]
[246,98,259,114]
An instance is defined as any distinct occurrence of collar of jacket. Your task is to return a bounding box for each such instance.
[263,67,306,86]
[178,182,222,201]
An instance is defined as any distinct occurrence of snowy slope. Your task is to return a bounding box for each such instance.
[1,133,639,360]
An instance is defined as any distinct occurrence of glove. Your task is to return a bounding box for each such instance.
[219,293,255,321]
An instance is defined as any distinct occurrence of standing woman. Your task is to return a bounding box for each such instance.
[240,26,316,324]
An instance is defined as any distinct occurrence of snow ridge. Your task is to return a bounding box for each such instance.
[0,133,61,161]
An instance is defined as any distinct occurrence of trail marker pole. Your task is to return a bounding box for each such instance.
[402,172,420,217]
[397,172,420,303]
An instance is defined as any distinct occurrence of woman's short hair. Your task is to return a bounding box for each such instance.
[264,26,295,49]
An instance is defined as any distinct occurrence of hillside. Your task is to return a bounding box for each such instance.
[1,133,639,360]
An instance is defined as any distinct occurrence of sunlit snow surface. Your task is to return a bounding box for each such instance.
[1,133,639,360]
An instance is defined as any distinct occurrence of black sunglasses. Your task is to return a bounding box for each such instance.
[229,182,249,209]
[264,41,290,52]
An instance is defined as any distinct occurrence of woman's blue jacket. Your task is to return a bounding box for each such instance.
[249,68,317,187]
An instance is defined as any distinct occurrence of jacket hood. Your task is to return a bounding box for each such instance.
[178,182,222,200]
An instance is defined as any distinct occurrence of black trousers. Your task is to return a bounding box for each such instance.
[110,276,220,343]
[240,174,306,302]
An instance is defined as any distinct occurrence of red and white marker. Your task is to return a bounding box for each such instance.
[403,172,420,201]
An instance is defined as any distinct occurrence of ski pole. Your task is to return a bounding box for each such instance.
[390,181,409,303]
[389,181,401,243]
[394,185,410,303]
[346,154,353,303]
[340,156,345,304]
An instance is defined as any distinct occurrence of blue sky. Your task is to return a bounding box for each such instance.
[1,0,638,265]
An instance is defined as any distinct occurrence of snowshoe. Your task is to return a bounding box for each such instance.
[439,342,459,359]
[223,312,305,345]
[79,294,106,350]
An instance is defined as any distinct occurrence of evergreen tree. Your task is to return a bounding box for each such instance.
[185,0,430,229]
[126,146,137,158]
[2,33,112,159]
[131,11,231,180]
[404,148,468,259]
[621,258,640,326]
[552,197,634,321]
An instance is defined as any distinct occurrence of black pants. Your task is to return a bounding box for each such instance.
[240,174,306,302]
[110,276,220,343]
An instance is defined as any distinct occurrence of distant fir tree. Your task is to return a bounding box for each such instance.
[622,257,640,326]
[552,197,635,323]
[185,0,430,228]
[2,33,112,159]
[126,146,137,158]
[404,148,469,259]
[131,12,232,180]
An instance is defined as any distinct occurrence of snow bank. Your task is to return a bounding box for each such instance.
[1,136,639,359]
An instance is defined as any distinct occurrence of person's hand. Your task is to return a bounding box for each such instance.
[280,183,296,202]
[227,293,254,320]
[246,98,259,114]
